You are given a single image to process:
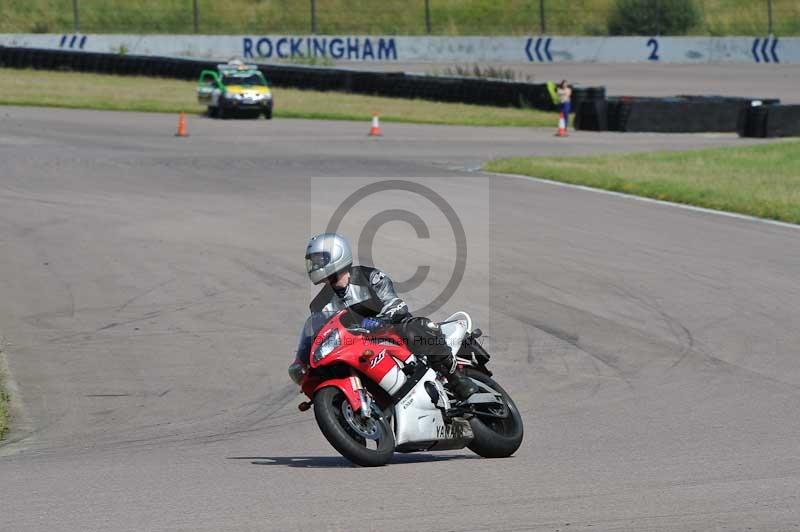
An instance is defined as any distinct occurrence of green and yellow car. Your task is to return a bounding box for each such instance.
[197,61,274,119]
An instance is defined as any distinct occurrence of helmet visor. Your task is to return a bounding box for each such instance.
[305,251,331,273]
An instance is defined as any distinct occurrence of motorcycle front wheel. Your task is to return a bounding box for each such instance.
[465,368,524,458]
[313,386,395,467]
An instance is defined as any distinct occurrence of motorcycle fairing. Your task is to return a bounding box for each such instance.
[394,368,447,446]
[440,312,471,356]
[309,311,413,396]
[392,368,472,449]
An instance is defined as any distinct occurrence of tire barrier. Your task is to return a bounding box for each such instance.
[622,97,752,133]
[577,95,785,134]
[739,104,800,138]
[7,45,794,136]
[738,105,770,138]
[573,100,608,131]
[569,86,606,129]
[0,45,603,111]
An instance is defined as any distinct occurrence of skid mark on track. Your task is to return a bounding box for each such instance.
[496,283,729,392]
[701,352,800,394]
[114,278,175,315]
[232,257,305,290]
[30,287,234,346]
[39,381,307,454]
[234,383,302,429]
[545,282,800,394]
[94,310,163,332]
[526,327,571,377]
[15,217,70,239]
[610,283,698,371]
[515,310,626,377]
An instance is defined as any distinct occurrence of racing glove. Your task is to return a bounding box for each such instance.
[361,317,385,330]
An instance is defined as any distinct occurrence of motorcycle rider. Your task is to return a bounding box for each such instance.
[290,232,478,400]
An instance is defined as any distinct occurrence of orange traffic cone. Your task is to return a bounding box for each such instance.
[368,113,382,137]
[175,112,189,137]
[556,112,567,137]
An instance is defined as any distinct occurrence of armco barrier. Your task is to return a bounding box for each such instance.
[0,45,595,111]
[740,105,800,138]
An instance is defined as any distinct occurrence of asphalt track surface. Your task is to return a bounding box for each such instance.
[340,62,800,103]
[1,106,799,532]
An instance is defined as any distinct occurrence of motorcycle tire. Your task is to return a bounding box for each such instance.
[465,368,524,458]
[313,386,395,467]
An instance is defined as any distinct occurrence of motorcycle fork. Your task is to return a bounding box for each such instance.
[299,371,368,414]
[351,372,372,418]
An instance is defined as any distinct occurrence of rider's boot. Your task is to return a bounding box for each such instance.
[445,371,479,401]
[434,353,478,401]
[403,316,479,401]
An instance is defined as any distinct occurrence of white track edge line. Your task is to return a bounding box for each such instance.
[483,170,800,231]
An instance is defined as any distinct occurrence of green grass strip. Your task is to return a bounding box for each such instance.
[3,0,799,36]
[0,68,556,128]
[0,373,8,441]
[485,141,800,225]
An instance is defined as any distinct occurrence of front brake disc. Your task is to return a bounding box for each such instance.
[341,401,380,440]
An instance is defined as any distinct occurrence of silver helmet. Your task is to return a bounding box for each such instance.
[305,232,353,285]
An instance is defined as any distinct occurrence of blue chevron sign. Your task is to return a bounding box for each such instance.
[59,34,87,50]
[525,37,553,62]
[752,36,779,63]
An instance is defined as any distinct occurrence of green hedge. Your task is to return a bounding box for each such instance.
[608,0,699,35]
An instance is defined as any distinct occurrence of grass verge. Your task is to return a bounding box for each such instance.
[2,0,799,36]
[0,363,8,441]
[485,142,800,225]
[0,68,556,128]
[0,387,8,441]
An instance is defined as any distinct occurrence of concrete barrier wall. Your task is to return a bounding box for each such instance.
[1,34,799,64]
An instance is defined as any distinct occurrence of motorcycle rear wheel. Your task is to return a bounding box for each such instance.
[465,368,524,458]
[313,386,395,467]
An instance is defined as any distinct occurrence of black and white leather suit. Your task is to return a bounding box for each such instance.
[311,265,409,324]
[294,266,453,370]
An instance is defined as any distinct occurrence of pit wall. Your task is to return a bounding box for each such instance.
[1,34,799,64]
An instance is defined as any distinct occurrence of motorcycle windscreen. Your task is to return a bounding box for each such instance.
[294,311,337,365]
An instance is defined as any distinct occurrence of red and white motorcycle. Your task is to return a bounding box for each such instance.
[289,309,524,466]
